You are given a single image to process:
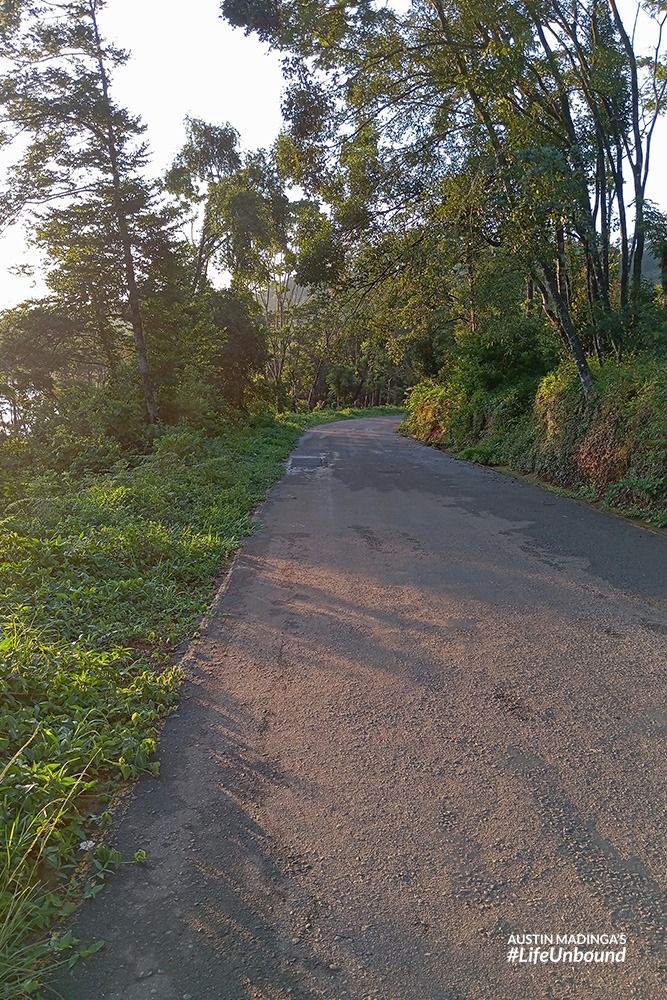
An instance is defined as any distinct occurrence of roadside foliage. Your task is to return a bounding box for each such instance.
[0,407,400,995]
[1,0,667,992]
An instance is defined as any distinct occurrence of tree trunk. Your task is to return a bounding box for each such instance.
[89,0,158,424]
[307,357,325,410]
[541,264,595,400]
[556,225,570,307]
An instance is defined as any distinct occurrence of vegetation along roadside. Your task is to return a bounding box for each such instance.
[3,0,667,992]
[400,357,667,530]
[0,406,401,998]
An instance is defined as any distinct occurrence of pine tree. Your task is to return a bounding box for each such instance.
[1,0,163,421]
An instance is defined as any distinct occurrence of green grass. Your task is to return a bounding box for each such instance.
[0,406,402,997]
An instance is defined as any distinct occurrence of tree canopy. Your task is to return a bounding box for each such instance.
[0,0,666,431]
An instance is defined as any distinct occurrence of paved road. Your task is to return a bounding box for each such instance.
[51,417,667,1000]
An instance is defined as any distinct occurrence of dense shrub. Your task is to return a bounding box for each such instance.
[401,311,558,450]
[404,355,667,525]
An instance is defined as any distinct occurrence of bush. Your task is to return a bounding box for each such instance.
[404,354,667,524]
[401,380,462,442]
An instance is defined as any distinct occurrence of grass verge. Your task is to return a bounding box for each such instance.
[401,359,667,527]
[0,406,403,997]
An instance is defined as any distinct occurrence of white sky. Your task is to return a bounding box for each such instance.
[0,0,665,308]
[103,0,285,170]
[0,0,286,307]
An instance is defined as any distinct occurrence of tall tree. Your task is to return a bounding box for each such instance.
[165,117,242,296]
[169,132,339,409]
[0,0,162,421]
[224,0,667,397]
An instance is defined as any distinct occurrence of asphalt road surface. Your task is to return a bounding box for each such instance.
[50,417,667,1000]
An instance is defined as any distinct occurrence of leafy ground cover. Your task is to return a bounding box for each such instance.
[401,357,667,528]
[0,407,402,998]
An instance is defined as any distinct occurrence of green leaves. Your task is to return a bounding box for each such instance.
[165,117,241,197]
[2,410,398,994]
[222,0,282,41]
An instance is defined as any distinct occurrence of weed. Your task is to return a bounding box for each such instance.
[0,406,400,995]
[403,357,667,523]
